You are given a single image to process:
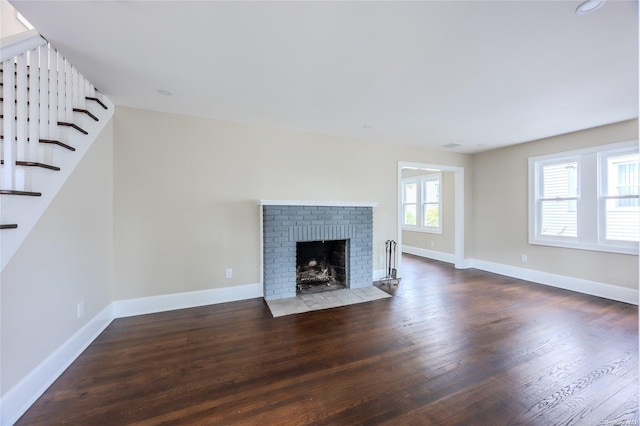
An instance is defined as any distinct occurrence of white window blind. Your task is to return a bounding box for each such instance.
[539,160,578,238]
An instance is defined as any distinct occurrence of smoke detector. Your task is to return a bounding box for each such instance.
[576,0,606,15]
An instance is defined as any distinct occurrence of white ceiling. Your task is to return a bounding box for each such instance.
[10,0,639,154]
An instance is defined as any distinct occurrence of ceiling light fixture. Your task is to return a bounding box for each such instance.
[157,89,172,96]
[575,0,607,15]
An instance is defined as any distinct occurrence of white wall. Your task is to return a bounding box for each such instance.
[472,119,638,290]
[113,106,474,300]
[0,119,114,396]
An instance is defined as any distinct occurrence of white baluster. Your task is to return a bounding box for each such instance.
[16,53,27,161]
[3,59,16,190]
[16,53,28,190]
[65,59,72,122]
[57,54,65,126]
[39,45,47,139]
[40,45,53,165]
[78,73,86,109]
[48,47,58,140]
[28,47,39,163]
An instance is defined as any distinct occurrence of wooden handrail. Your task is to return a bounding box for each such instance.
[0,160,61,171]
[0,224,18,230]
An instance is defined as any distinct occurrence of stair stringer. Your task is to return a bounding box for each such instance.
[1,95,114,271]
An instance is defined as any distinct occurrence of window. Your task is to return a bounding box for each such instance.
[538,158,579,237]
[402,181,417,226]
[529,141,639,254]
[402,173,442,233]
[600,150,639,244]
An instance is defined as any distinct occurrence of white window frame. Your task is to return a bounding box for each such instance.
[402,179,418,227]
[598,146,640,252]
[529,140,639,255]
[402,173,442,234]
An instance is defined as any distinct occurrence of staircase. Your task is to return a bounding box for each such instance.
[0,29,114,270]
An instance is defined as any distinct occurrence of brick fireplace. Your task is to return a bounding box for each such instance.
[261,201,376,300]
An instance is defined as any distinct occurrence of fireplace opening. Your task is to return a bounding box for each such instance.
[296,240,347,294]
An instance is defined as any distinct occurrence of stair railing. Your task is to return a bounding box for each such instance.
[0,29,113,270]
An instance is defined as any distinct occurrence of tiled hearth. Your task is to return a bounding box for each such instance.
[261,201,377,300]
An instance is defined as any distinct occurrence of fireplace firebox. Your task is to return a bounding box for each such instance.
[296,240,347,294]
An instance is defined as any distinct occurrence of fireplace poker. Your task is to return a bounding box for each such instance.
[380,240,399,286]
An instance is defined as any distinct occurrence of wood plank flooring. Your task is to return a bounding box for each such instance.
[16,255,638,425]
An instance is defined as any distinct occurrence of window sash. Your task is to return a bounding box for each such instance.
[599,149,640,246]
[535,157,580,242]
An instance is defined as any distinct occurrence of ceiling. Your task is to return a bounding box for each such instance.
[10,0,639,154]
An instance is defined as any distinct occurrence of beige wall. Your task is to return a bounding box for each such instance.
[113,106,473,300]
[1,119,114,395]
[1,0,29,38]
[401,169,456,254]
[1,104,636,403]
[472,119,638,289]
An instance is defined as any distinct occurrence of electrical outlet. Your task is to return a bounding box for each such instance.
[77,301,84,319]
[225,268,233,279]
[430,241,435,247]
[521,255,528,263]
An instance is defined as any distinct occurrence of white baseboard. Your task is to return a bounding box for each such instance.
[470,259,639,305]
[113,283,263,318]
[401,249,637,305]
[1,283,263,425]
[1,304,114,426]
[402,245,456,264]
[2,266,634,425]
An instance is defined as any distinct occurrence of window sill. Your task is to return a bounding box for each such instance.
[402,227,443,235]
[529,238,638,255]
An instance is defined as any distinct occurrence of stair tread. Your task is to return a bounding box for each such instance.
[57,121,89,135]
[0,160,60,171]
[0,135,76,151]
[0,189,42,196]
[85,96,108,110]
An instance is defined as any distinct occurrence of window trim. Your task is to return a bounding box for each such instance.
[402,179,418,227]
[402,173,443,234]
[528,140,639,255]
[598,146,640,251]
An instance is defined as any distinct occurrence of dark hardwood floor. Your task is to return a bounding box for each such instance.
[17,255,638,425]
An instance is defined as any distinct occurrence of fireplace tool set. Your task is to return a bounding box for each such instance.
[379,239,400,286]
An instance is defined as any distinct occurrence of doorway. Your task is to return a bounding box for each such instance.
[396,161,465,276]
